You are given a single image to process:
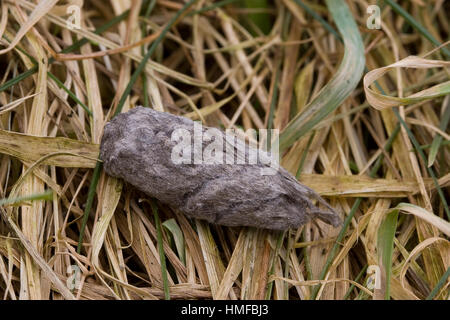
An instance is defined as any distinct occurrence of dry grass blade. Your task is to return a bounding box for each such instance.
[278,0,365,151]
[0,129,98,168]
[0,206,74,300]
[364,56,450,110]
[393,203,450,237]
[0,0,59,55]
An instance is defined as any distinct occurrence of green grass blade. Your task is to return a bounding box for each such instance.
[266,65,280,150]
[1,37,91,118]
[243,0,272,35]
[0,10,129,94]
[77,162,102,254]
[77,0,198,255]
[310,125,401,299]
[295,131,315,179]
[369,68,450,220]
[0,190,53,206]
[114,0,198,116]
[392,109,450,220]
[47,72,93,117]
[427,97,450,166]
[426,267,450,300]
[385,0,450,58]
[279,0,365,151]
[265,230,285,299]
[151,200,170,300]
[294,0,341,41]
[368,66,450,221]
[377,209,399,300]
[162,218,186,265]
[311,198,362,299]
[0,67,38,93]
